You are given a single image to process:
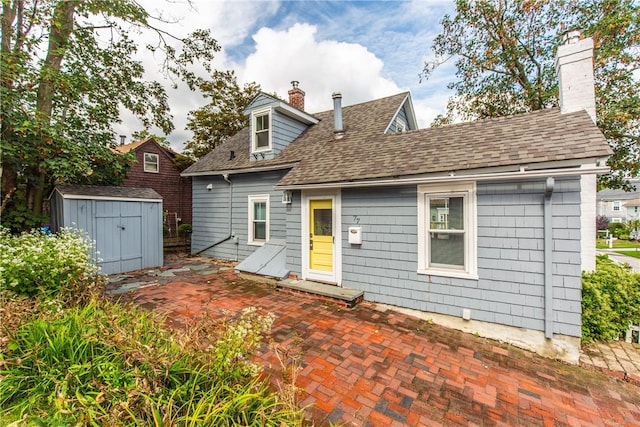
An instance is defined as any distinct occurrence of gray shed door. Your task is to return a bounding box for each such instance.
[96,201,143,274]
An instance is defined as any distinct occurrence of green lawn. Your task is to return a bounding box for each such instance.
[596,238,640,249]
[616,250,640,259]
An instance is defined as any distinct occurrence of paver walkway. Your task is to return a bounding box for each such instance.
[110,258,640,426]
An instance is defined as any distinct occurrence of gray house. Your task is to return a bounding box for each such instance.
[183,33,611,363]
[596,179,640,223]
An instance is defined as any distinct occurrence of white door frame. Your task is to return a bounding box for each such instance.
[301,189,342,286]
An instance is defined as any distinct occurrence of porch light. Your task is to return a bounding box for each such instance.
[282,190,292,204]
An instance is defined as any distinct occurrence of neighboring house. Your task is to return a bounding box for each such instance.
[626,198,640,220]
[597,179,640,223]
[116,137,192,229]
[182,33,611,363]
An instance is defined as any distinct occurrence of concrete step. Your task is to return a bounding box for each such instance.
[277,278,364,308]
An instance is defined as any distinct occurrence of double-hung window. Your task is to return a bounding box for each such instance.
[612,201,621,211]
[248,195,269,245]
[251,108,271,152]
[417,182,477,279]
[143,153,159,173]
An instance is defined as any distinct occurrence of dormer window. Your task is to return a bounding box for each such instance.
[252,108,272,152]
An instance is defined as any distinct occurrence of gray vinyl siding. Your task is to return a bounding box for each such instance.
[60,198,94,234]
[248,100,309,162]
[387,106,410,133]
[272,113,308,154]
[191,171,289,261]
[340,177,583,338]
[246,96,273,111]
[285,191,302,276]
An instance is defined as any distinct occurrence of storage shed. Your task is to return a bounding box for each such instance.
[50,185,163,275]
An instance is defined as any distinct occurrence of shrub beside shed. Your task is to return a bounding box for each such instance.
[50,185,163,274]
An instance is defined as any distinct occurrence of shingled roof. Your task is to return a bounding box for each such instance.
[183,92,612,187]
[182,92,410,175]
[114,137,178,157]
[54,185,162,200]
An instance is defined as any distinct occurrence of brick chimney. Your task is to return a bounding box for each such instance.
[554,30,596,123]
[288,81,305,111]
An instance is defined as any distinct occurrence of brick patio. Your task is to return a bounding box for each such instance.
[111,260,640,426]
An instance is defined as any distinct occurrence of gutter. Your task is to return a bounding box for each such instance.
[544,177,555,339]
[275,163,609,190]
[182,163,296,178]
[194,173,233,255]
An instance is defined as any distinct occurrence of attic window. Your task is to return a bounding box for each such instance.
[252,108,272,153]
[144,153,159,173]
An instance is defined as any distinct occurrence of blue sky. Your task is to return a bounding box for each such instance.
[117,0,458,150]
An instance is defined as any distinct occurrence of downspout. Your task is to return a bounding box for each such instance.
[195,173,233,255]
[544,177,555,339]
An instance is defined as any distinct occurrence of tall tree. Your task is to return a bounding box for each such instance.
[422,0,639,188]
[0,0,219,231]
[184,70,261,159]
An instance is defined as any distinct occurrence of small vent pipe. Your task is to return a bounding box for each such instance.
[332,92,344,139]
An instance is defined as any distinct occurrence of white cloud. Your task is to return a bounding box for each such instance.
[239,23,400,113]
[113,1,456,151]
[114,0,281,149]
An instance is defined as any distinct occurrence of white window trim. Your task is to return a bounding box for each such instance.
[143,152,159,173]
[248,194,270,246]
[251,108,272,153]
[612,201,621,211]
[417,181,478,280]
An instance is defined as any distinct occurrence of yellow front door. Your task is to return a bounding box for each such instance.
[309,199,333,272]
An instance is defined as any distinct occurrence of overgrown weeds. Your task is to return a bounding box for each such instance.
[0,297,304,425]
[0,227,305,426]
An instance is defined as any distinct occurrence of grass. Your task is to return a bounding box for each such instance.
[616,250,640,259]
[596,238,640,249]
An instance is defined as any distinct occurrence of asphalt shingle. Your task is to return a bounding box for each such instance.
[54,184,162,200]
[183,92,612,187]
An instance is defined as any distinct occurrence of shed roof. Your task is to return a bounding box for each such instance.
[54,185,162,201]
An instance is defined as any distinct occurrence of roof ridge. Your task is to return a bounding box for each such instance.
[311,91,410,115]
[426,107,563,132]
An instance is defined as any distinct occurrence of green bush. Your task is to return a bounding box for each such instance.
[177,223,192,237]
[608,222,627,238]
[582,255,640,342]
[0,227,100,300]
[0,299,302,426]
